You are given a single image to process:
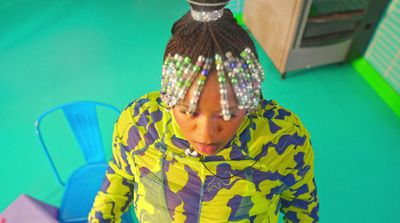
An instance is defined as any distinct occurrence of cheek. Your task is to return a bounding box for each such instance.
[178,121,191,131]
[226,121,241,134]
[221,117,246,138]
[172,109,192,131]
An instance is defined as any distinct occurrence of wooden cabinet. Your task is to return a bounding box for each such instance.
[243,0,389,78]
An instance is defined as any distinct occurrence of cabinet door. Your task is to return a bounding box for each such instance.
[243,0,305,74]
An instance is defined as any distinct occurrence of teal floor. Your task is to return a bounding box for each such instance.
[1,0,400,222]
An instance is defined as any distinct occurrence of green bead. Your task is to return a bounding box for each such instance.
[231,78,237,84]
[184,57,191,64]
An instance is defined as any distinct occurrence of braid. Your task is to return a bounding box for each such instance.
[164,1,258,64]
[161,0,264,117]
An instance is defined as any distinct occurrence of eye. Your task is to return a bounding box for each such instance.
[218,113,237,120]
[179,110,199,118]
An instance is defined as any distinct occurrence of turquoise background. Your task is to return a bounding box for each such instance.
[1,0,400,222]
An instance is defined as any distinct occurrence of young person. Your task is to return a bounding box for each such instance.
[89,0,319,222]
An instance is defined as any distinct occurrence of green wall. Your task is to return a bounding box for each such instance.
[364,0,400,94]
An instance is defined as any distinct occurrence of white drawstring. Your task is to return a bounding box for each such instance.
[185,148,199,157]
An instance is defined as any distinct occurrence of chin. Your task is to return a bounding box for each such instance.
[189,140,227,156]
[195,145,222,156]
[197,150,219,156]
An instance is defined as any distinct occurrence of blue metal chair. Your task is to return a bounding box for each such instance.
[35,101,137,223]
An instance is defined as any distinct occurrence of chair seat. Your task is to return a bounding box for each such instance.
[58,163,136,223]
[59,162,108,223]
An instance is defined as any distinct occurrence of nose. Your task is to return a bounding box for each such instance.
[195,116,219,143]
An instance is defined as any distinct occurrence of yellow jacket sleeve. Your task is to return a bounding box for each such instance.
[280,133,319,222]
[88,107,136,223]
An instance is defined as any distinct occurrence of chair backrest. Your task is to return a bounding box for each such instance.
[35,101,120,186]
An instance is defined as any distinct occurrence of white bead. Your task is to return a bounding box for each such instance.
[223,114,231,121]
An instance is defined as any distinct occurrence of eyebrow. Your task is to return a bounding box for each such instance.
[178,104,240,113]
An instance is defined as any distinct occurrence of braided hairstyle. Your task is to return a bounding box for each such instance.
[164,0,258,65]
[161,0,264,118]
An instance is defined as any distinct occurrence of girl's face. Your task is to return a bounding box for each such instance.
[172,70,246,156]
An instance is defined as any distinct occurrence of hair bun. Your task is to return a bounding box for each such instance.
[187,0,230,11]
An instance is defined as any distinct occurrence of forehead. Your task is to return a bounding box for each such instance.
[181,70,238,111]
